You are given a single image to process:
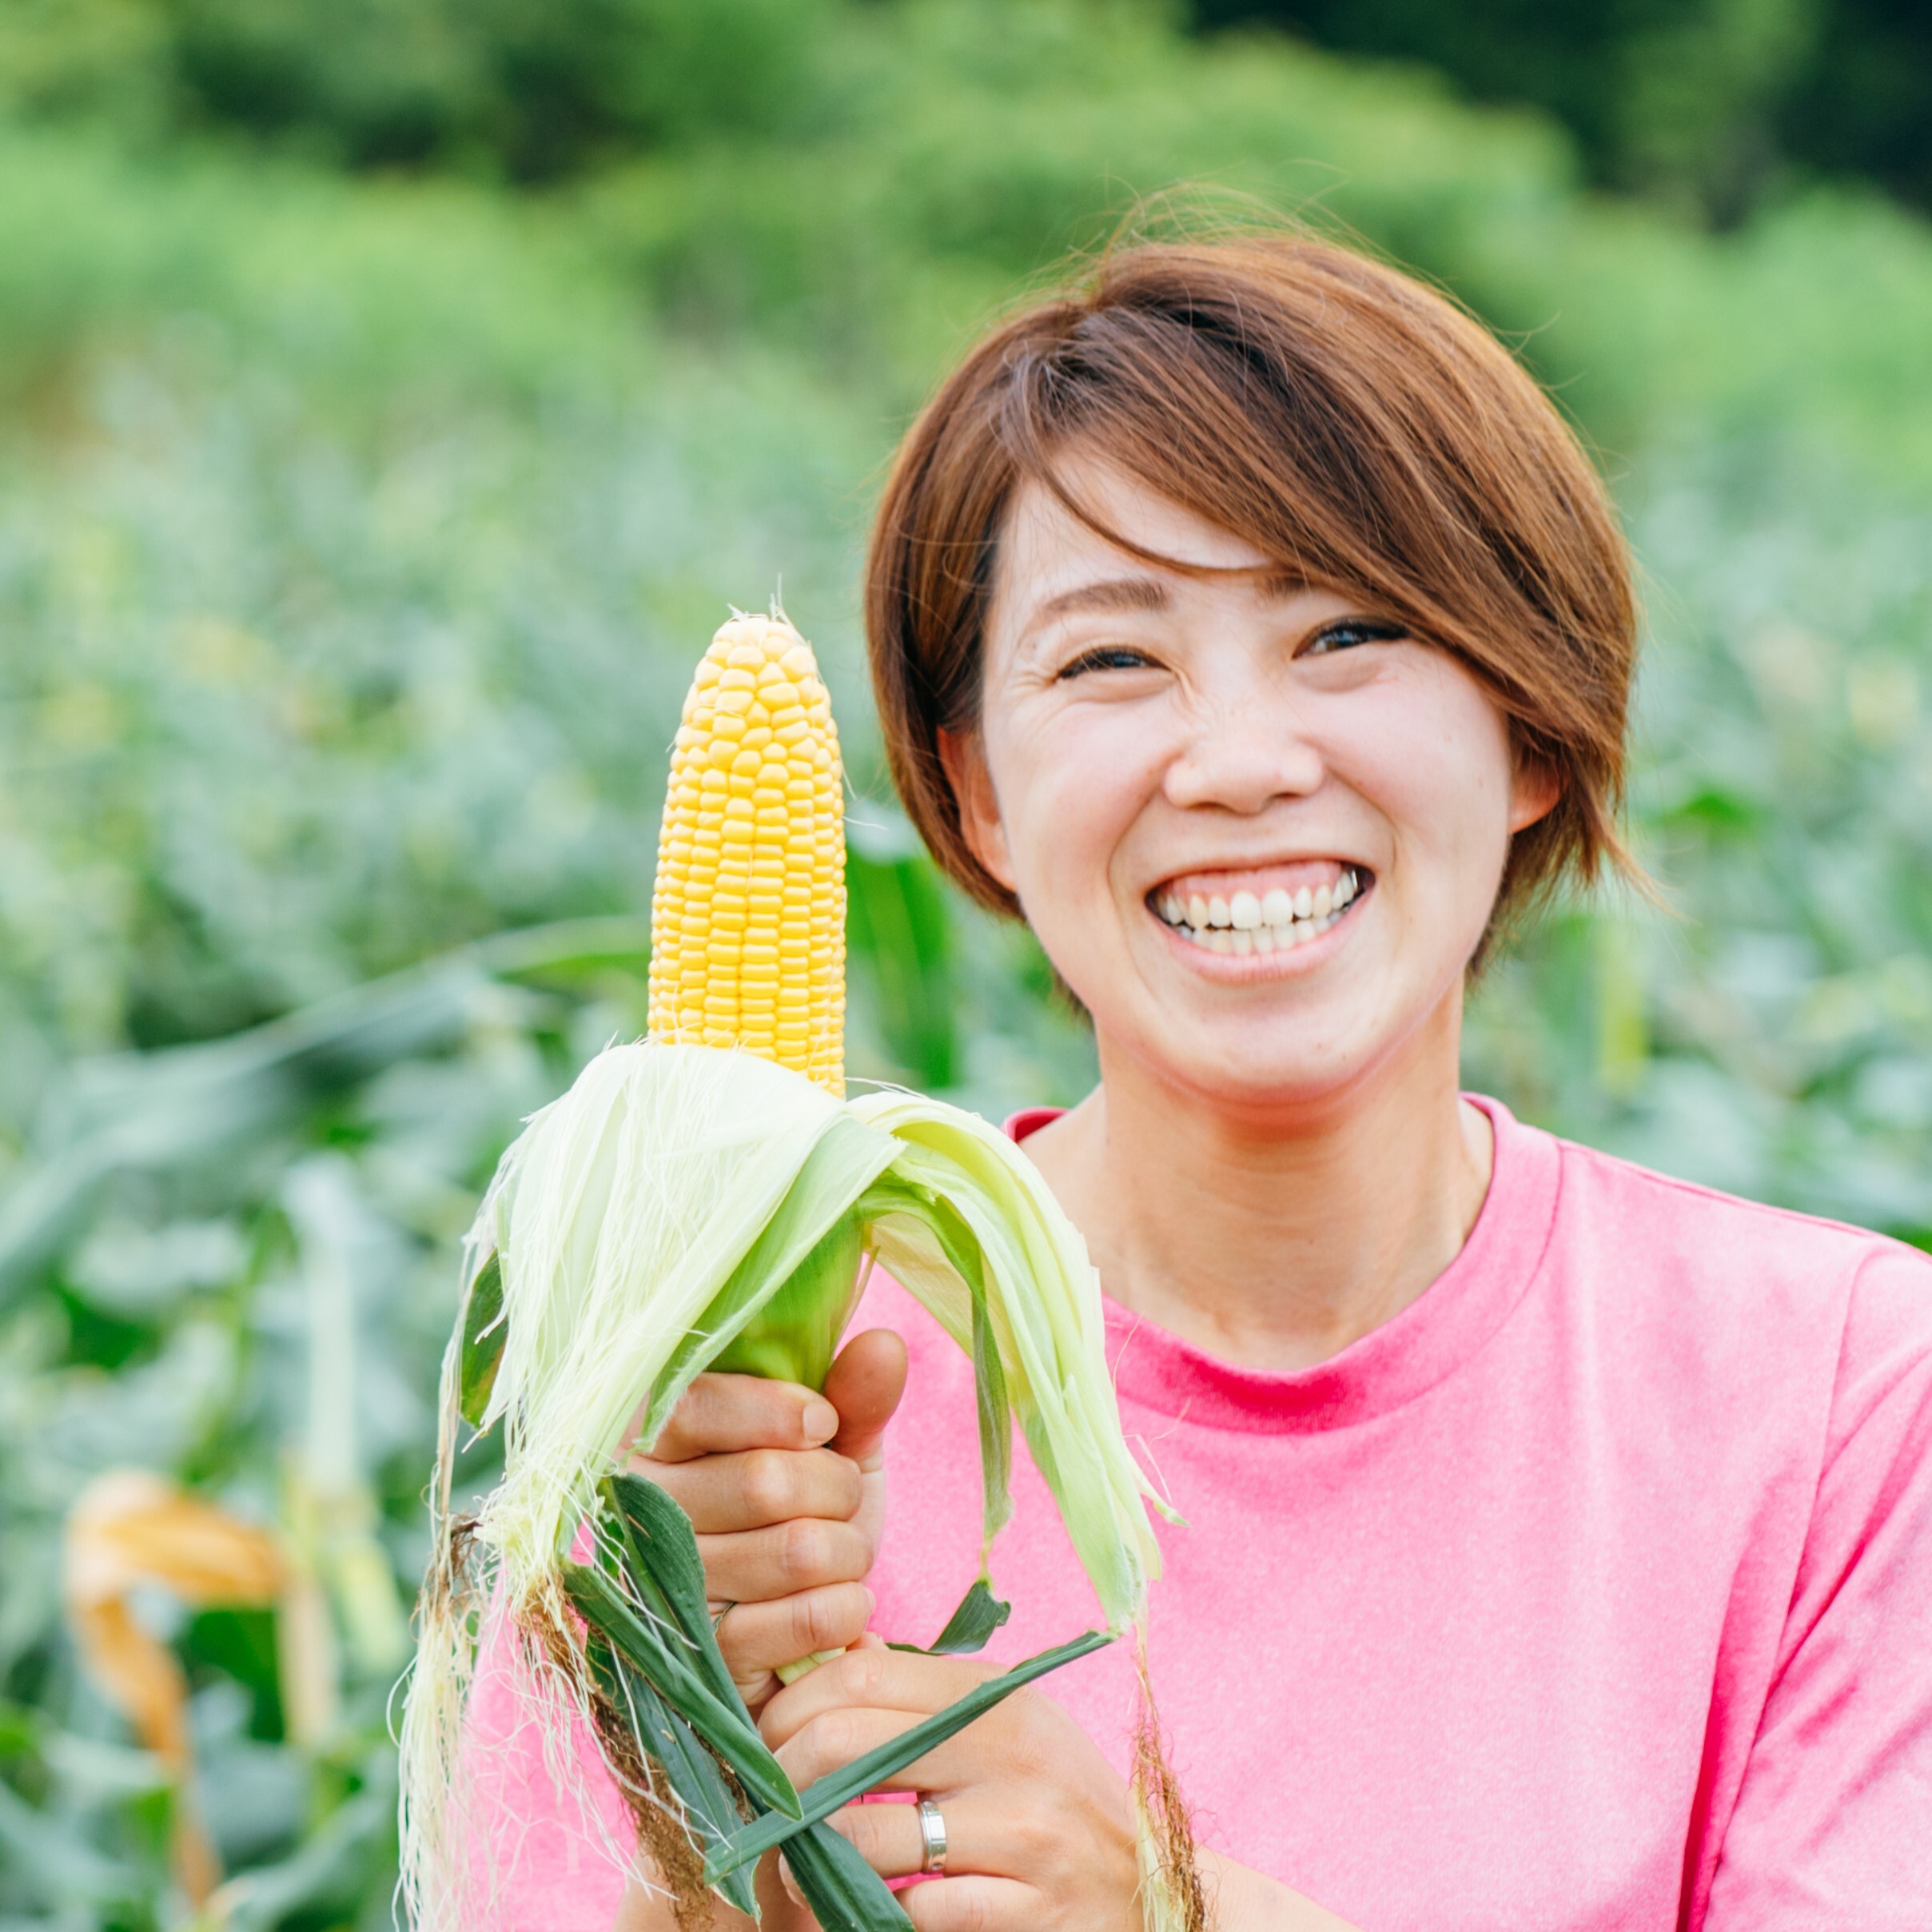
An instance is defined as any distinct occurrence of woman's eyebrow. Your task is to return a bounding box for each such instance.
[1028,576,1170,627]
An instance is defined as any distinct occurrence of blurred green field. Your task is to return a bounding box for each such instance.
[2,2,1930,1925]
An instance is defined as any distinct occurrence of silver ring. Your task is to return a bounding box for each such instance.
[915,1795,947,1876]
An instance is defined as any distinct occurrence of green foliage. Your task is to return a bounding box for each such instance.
[0,0,840,177]
[0,0,1928,1922]
[1195,0,1932,225]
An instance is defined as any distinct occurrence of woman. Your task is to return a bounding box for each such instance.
[492,233,1932,1930]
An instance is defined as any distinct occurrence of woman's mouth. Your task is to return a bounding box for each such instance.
[1145,862,1368,956]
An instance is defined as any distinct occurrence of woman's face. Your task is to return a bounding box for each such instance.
[946,461,1556,1118]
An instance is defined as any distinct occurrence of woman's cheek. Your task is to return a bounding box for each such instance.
[1009,718,1142,899]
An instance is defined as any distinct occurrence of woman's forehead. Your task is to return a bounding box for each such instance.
[1001,465,1274,579]
[989,471,1349,659]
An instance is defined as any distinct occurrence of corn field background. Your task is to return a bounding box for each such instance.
[2,2,1930,1925]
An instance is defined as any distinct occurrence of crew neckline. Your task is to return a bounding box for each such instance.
[1003,1094,1561,1433]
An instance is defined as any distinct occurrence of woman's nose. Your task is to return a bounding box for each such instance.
[1161,697,1325,815]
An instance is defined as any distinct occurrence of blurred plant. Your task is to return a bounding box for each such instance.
[1193,0,1932,224]
[63,1469,295,1904]
[0,0,841,179]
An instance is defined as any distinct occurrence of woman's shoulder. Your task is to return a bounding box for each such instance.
[1523,1110,1932,1394]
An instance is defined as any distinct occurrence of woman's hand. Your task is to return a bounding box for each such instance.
[627,1327,906,1715]
[760,1646,1143,1932]
[756,1648,1367,1932]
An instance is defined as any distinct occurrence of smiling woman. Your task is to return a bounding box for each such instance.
[484,230,1932,1932]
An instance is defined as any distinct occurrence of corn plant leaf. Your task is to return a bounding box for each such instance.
[643,1113,899,1440]
[587,1634,758,1920]
[457,1252,505,1431]
[886,1579,1011,1657]
[784,1818,915,1932]
[601,1473,741,1716]
[561,1563,801,1820]
[703,1628,1110,1881]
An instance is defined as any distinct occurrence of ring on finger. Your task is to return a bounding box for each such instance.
[914,1795,947,1876]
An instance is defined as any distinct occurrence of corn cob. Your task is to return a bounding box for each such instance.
[648,612,846,1094]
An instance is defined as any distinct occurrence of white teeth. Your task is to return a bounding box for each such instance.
[1157,867,1367,952]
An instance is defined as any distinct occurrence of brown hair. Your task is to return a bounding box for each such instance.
[864,228,1639,938]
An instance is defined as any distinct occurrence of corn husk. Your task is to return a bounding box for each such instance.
[400,1040,1181,1930]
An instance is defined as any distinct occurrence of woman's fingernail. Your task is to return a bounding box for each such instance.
[778,1853,806,1906]
[802,1398,839,1442]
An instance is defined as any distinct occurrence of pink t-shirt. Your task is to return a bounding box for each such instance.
[473,1097,1932,1929]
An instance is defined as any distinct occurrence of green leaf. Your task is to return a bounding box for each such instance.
[784,1818,916,1932]
[643,1113,899,1441]
[704,1628,1110,1881]
[588,1634,758,1920]
[887,1579,1011,1658]
[457,1250,505,1430]
[562,1563,801,1821]
[601,1472,741,1715]
[846,832,956,1090]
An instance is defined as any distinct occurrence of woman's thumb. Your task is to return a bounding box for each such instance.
[822,1327,908,1468]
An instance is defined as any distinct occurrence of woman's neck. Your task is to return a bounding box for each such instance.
[1021,999,1493,1372]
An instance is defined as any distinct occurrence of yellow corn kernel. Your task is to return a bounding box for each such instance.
[647,611,845,1094]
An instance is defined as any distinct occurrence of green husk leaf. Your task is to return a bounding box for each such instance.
[601,1473,741,1715]
[703,1629,1110,1882]
[561,1562,801,1820]
[887,1579,1012,1657]
[784,1819,915,1931]
[857,1176,1013,1554]
[587,1634,759,1919]
[456,1250,505,1430]
[709,1211,864,1389]
[642,1113,898,1438]
[849,1091,1173,1635]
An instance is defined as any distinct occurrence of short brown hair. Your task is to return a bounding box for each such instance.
[865,229,1638,936]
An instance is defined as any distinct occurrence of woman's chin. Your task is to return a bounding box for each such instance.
[1108,1013,1388,1121]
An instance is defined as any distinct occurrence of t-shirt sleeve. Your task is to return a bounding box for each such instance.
[1704,1241,1932,1928]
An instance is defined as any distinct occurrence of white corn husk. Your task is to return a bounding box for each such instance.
[400,1039,1177,1930]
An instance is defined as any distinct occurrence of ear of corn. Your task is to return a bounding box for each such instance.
[400,606,1191,1932]
[648,611,845,1095]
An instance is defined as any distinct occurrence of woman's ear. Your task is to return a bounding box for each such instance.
[937,727,1018,894]
[1508,752,1563,835]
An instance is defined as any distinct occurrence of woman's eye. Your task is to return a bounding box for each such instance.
[1058,644,1155,679]
[1301,618,1408,657]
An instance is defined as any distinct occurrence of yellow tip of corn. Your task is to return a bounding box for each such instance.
[648,611,846,1096]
